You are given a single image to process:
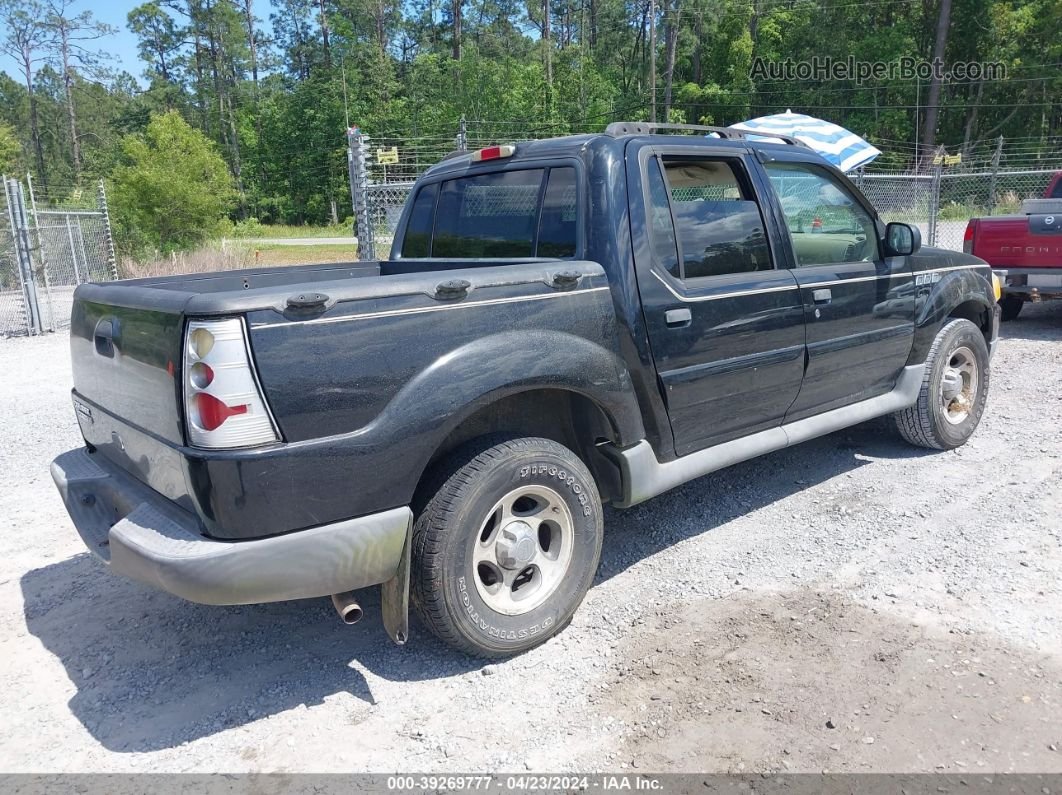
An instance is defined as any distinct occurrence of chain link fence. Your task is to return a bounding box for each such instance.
[0,175,117,338]
[364,183,415,257]
[858,168,1059,252]
[0,179,32,336]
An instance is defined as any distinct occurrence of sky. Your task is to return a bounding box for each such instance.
[0,0,283,87]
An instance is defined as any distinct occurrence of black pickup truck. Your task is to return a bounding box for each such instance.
[52,123,1001,657]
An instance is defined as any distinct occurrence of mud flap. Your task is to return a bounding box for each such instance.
[381,519,411,645]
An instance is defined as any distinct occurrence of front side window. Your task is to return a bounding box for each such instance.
[763,162,879,266]
[399,166,579,259]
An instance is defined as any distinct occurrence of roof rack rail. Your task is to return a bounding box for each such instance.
[604,121,807,148]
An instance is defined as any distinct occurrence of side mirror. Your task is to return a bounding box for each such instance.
[884,222,921,256]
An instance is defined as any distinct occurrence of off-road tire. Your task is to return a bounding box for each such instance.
[894,318,990,450]
[411,437,603,657]
[1000,295,1023,322]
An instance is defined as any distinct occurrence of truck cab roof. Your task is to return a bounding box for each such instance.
[424,122,823,180]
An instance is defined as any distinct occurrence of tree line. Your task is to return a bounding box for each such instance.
[0,0,1059,250]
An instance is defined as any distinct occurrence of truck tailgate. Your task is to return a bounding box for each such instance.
[71,294,185,444]
[973,214,1062,268]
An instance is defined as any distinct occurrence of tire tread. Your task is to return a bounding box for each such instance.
[894,318,987,450]
[411,436,595,657]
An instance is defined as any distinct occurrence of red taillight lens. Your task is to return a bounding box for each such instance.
[963,221,975,254]
[193,392,248,431]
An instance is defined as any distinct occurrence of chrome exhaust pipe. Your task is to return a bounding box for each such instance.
[331,592,363,625]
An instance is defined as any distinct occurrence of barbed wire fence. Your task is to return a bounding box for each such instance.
[350,121,1062,257]
[1,175,117,338]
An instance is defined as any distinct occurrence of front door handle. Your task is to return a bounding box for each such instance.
[812,288,832,304]
[665,308,692,327]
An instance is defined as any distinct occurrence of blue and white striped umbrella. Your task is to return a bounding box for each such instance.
[729,110,881,173]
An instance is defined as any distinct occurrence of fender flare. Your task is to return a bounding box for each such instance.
[361,327,645,478]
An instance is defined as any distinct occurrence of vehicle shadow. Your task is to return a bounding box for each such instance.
[19,419,931,753]
[594,419,933,583]
[998,301,1062,342]
[19,556,482,753]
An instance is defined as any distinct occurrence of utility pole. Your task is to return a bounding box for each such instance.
[649,0,657,123]
[544,0,552,96]
[456,116,468,151]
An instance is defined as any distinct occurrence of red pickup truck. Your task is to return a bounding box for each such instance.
[965,172,1062,320]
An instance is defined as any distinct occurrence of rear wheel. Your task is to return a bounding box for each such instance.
[411,437,603,657]
[894,318,990,450]
[1000,294,1023,321]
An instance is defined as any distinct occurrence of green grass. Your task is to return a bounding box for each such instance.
[224,218,354,239]
[250,242,359,265]
[119,240,360,278]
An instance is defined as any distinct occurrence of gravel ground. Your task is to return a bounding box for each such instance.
[0,304,1059,774]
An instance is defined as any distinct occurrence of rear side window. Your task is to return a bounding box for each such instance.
[400,166,579,258]
[661,158,772,279]
[537,168,578,258]
[1051,179,1062,199]
[647,158,680,277]
[400,182,438,257]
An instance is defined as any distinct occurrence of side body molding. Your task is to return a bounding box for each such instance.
[606,363,926,507]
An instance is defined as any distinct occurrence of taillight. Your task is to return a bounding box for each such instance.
[183,318,279,448]
[963,220,976,254]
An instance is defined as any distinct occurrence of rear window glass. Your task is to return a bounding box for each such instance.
[400,166,578,258]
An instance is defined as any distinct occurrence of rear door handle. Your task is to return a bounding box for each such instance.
[665,308,692,327]
[812,288,832,304]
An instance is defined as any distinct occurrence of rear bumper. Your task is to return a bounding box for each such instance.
[994,268,1062,300]
[50,448,412,607]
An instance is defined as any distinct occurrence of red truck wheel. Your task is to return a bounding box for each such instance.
[1000,295,1023,322]
[411,436,603,657]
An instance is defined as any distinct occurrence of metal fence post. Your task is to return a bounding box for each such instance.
[4,177,43,334]
[927,147,945,247]
[24,174,56,331]
[987,135,1004,213]
[65,216,83,283]
[347,126,375,261]
[97,179,118,279]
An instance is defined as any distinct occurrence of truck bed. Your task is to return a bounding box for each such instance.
[68,258,633,540]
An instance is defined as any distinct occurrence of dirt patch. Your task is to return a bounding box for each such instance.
[604,588,1062,773]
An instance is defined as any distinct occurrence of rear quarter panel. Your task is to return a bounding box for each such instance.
[202,261,643,538]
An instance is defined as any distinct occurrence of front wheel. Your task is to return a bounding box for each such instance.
[411,437,603,657]
[894,318,990,450]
